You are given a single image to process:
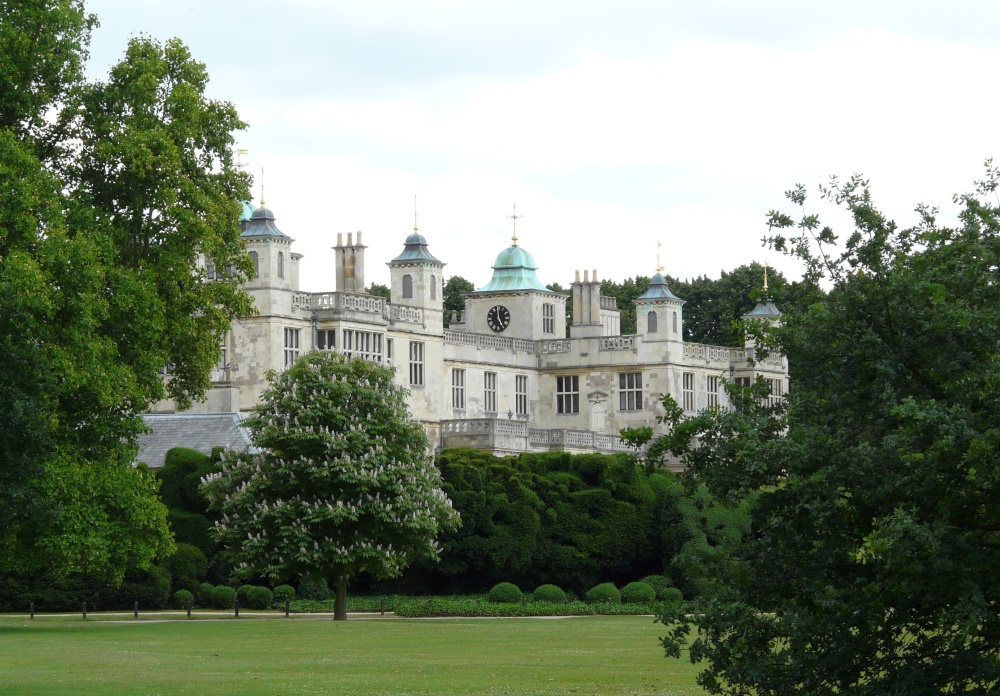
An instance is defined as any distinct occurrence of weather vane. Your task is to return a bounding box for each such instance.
[508,204,522,246]
[260,166,265,207]
[413,194,418,233]
[236,148,249,169]
[656,241,664,273]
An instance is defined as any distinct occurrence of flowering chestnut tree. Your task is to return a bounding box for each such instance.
[201,351,460,619]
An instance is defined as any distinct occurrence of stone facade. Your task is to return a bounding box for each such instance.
[149,206,788,462]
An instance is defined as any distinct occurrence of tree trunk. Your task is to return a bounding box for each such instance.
[334,575,348,621]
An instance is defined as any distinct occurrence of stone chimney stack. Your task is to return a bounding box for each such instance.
[334,231,367,293]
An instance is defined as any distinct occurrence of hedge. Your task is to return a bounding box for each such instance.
[487,582,522,604]
[621,581,656,603]
[210,585,236,609]
[532,584,566,603]
[585,583,621,604]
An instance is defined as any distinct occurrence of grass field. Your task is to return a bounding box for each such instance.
[0,613,704,695]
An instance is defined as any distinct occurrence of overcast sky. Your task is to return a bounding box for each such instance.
[84,0,1000,292]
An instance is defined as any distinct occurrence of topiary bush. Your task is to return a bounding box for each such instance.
[210,585,236,609]
[272,585,295,606]
[172,589,194,608]
[298,575,330,600]
[533,584,566,603]
[487,582,523,604]
[621,581,656,603]
[661,587,684,603]
[195,582,214,606]
[236,584,254,606]
[585,582,621,604]
[246,586,273,610]
[640,575,674,600]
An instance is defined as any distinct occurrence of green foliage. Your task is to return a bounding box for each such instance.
[246,586,273,610]
[118,565,172,610]
[660,587,683,603]
[410,448,685,594]
[195,582,214,606]
[660,168,1000,694]
[487,582,523,604]
[298,575,330,600]
[236,584,254,607]
[0,2,252,583]
[366,283,390,300]
[272,584,295,606]
[172,589,193,608]
[640,575,675,601]
[166,544,208,587]
[532,584,566,603]
[201,352,460,619]
[210,585,236,610]
[621,581,656,604]
[585,583,620,604]
[443,276,475,326]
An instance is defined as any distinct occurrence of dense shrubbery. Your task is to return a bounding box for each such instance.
[272,585,295,606]
[397,449,691,595]
[298,575,330,600]
[585,583,621,604]
[172,589,193,608]
[640,575,675,600]
[236,584,254,606]
[487,582,523,604]
[621,581,656,603]
[533,584,566,603]
[210,585,236,609]
[394,598,657,618]
[660,587,683,603]
[196,583,214,606]
[246,586,273,610]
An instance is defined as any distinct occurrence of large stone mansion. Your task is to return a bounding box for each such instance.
[140,204,786,466]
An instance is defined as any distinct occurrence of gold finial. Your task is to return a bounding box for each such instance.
[508,204,522,246]
[763,261,769,293]
[236,148,248,169]
[260,166,265,207]
[656,241,664,273]
[413,194,418,233]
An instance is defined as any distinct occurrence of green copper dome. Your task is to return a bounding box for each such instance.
[476,245,549,292]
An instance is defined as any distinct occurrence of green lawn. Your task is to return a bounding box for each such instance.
[0,613,704,695]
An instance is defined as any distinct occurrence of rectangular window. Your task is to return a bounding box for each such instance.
[618,372,642,411]
[542,303,555,334]
[284,328,300,368]
[769,378,784,408]
[735,377,752,388]
[217,332,228,370]
[386,338,393,362]
[707,376,719,408]
[484,371,497,413]
[409,341,424,386]
[341,330,383,362]
[452,369,466,409]
[515,375,528,416]
[556,375,580,414]
[682,372,695,411]
[317,329,335,350]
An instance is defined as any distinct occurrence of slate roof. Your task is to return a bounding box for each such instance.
[391,232,441,263]
[138,413,255,469]
[743,300,782,319]
[241,206,290,240]
[636,273,684,302]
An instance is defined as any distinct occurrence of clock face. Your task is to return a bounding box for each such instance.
[486,304,511,332]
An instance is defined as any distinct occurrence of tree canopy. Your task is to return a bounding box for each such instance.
[201,352,460,619]
[444,275,474,326]
[0,1,253,583]
[659,168,1000,694]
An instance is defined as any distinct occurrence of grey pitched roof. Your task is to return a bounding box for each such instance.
[636,273,684,302]
[241,206,290,240]
[743,300,782,319]
[138,413,254,469]
[391,232,441,263]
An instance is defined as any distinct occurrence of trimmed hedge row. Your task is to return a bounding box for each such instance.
[395,598,660,618]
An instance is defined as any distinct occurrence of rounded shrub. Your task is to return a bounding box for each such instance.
[487,582,523,604]
[172,589,194,609]
[246,586,273,610]
[533,584,566,603]
[661,587,684,603]
[195,582,214,606]
[640,575,675,601]
[585,582,621,604]
[272,585,295,606]
[621,581,656,604]
[236,584,255,606]
[299,575,330,600]
[210,585,237,609]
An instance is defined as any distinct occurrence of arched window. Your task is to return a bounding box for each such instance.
[673,311,678,333]
[277,251,284,279]
[249,251,259,279]
[647,310,658,333]
[402,274,413,298]
[430,275,437,300]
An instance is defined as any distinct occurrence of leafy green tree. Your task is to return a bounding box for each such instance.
[659,169,1000,694]
[0,2,252,584]
[201,352,461,620]
[443,275,474,326]
[366,283,390,300]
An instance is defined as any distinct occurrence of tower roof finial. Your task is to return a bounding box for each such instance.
[763,261,769,293]
[413,194,418,233]
[260,166,265,207]
[508,204,522,246]
[656,241,664,273]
